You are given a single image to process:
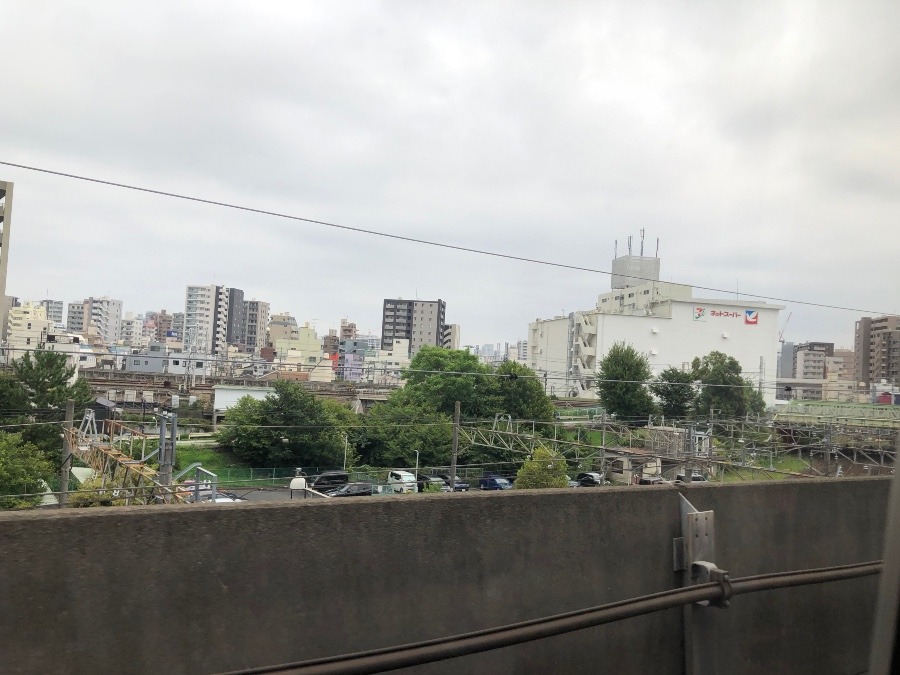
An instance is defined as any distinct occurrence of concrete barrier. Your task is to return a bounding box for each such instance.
[0,477,889,674]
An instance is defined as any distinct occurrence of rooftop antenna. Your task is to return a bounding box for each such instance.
[614,239,618,258]
[628,236,632,256]
[655,237,659,258]
[640,228,645,256]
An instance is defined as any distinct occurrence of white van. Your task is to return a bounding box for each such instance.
[387,470,418,494]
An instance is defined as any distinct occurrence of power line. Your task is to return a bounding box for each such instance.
[0,159,890,316]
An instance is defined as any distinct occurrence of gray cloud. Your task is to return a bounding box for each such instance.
[2,0,898,349]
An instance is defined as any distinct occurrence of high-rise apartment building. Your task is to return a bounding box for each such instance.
[243,300,270,354]
[85,296,123,344]
[792,342,834,380]
[381,298,446,357]
[0,182,12,343]
[442,324,460,350]
[66,296,123,344]
[184,284,229,355]
[39,300,64,326]
[67,302,85,333]
[226,288,245,348]
[855,316,900,386]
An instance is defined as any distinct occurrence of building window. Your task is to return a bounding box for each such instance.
[133,360,140,365]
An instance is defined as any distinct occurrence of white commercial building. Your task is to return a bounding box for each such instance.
[528,255,782,405]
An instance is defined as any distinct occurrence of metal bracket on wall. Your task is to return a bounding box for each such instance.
[675,493,730,675]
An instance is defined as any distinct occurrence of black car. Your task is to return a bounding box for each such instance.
[576,472,605,487]
[309,470,350,493]
[326,482,375,497]
[434,474,470,491]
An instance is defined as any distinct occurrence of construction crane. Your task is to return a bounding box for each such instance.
[778,312,793,344]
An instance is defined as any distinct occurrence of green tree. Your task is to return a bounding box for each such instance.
[514,446,569,489]
[596,342,655,423]
[13,350,92,409]
[216,381,347,468]
[692,351,763,419]
[649,367,696,419]
[359,392,453,468]
[4,352,92,459]
[403,346,499,418]
[495,360,556,423]
[0,432,55,509]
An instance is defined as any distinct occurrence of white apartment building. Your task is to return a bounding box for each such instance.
[442,324,460,350]
[364,339,411,386]
[39,300,64,326]
[120,313,143,347]
[5,302,89,372]
[65,296,123,344]
[6,303,52,359]
[528,256,782,405]
[184,284,229,355]
[86,296,123,344]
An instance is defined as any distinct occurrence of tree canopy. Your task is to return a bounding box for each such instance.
[362,348,558,468]
[692,351,765,419]
[13,350,92,410]
[514,446,569,489]
[2,351,93,459]
[216,380,353,468]
[649,367,696,419]
[596,342,655,422]
[0,432,55,509]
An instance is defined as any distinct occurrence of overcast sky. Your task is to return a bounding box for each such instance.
[3,1,898,349]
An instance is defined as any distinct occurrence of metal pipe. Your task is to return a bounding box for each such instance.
[228,561,882,675]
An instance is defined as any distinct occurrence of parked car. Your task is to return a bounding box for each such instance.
[675,472,707,483]
[327,482,375,497]
[388,470,418,493]
[435,474,470,491]
[479,475,512,491]
[417,475,452,493]
[309,470,350,493]
[638,476,665,486]
[576,472,605,487]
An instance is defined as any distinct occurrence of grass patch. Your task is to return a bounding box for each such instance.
[175,445,249,473]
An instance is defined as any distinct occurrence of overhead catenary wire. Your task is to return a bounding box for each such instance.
[0,160,892,316]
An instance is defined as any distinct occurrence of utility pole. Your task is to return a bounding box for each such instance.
[59,399,74,508]
[758,357,764,398]
[157,412,177,499]
[450,401,460,491]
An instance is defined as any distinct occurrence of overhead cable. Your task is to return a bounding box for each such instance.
[0,160,890,315]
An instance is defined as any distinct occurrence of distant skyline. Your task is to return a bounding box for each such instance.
[3,1,898,350]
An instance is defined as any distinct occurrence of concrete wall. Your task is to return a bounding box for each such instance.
[0,478,889,674]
